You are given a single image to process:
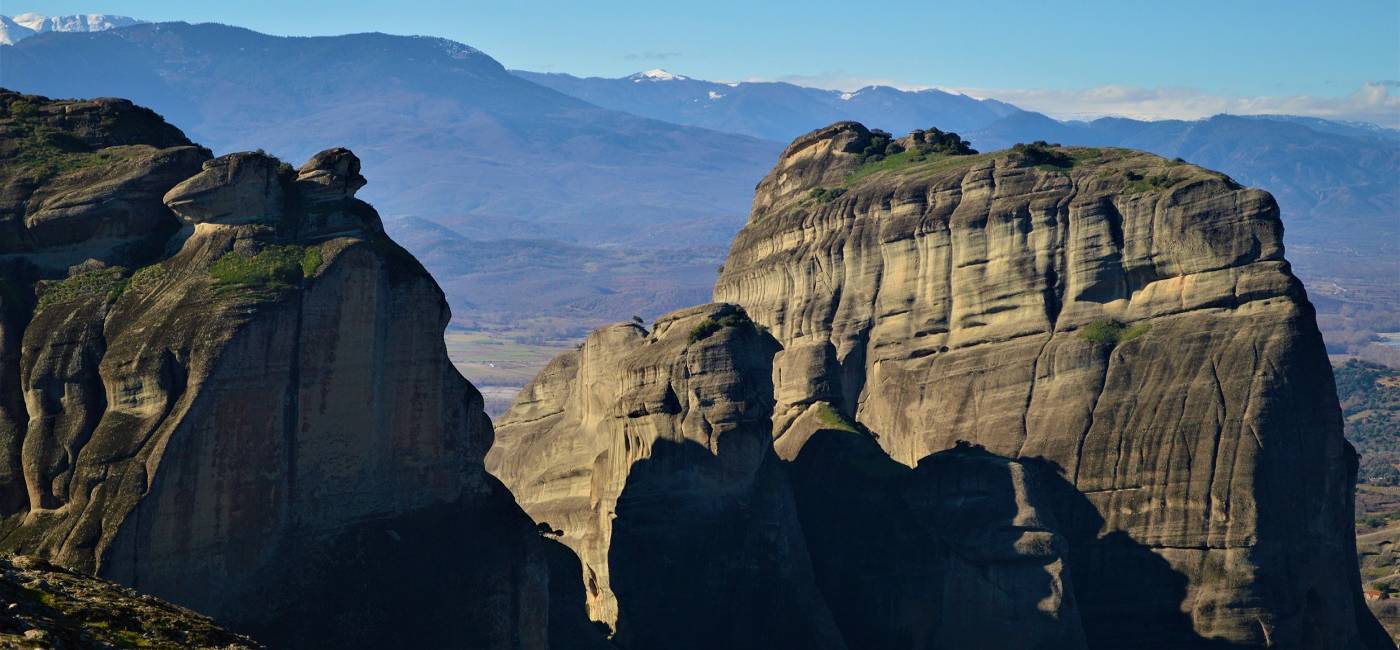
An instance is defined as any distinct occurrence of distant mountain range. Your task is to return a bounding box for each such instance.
[967,112,1400,246]
[0,22,779,243]
[0,13,140,44]
[513,68,1023,140]
[519,68,1400,245]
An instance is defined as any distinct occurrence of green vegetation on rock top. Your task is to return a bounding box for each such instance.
[1078,319,1151,346]
[35,267,129,311]
[686,309,765,344]
[1102,167,1183,194]
[1009,141,1078,170]
[209,245,323,292]
[810,401,880,441]
[842,127,979,187]
[301,247,324,277]
[813,402,860,433]
[126,263,168,294]
[4,98,140,180]
[844,150,992,187]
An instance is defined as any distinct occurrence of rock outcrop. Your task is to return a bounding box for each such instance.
[1,553,261,649]
[0,91,606,648]
[493,122,1392,649]
[489,304,847,648]
[491,303,1092,648]
[717,122,1386,648]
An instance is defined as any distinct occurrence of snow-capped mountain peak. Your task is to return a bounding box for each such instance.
[629,68,689,82]
[1,13,142,45]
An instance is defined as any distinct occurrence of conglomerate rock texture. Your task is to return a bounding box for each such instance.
[0,91,606,649]
[494,121,1391,649]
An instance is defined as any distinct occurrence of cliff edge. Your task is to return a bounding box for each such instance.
[0,90,606,649]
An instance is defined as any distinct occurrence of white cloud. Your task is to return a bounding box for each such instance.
[945,82,1400,128]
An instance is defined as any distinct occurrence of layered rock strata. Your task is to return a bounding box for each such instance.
[716,122,1384,648]
[490,303,1089,649]
[494,122,1390,649]
[0,91,605,649]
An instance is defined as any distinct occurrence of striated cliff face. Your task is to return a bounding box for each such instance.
[490,302,1089,649]
[0,91,606,648]
[494,122,1391,649]
[715,122,1385,648]
[488,304,844,647]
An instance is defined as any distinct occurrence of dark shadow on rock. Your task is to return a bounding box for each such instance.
[541,537,619,650]
[903,443,1085,650]
[1017,454,1253,650]
[787,432,1255,650]
[784,427,945,648]
[608,437,844,650]
[786,431,1084,649]
[233,473,609,650]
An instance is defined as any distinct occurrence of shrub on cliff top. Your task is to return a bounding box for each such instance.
[687,318,723,344]
[843,127,978,186]
[856,129,898,164]
[1010,141,1074,170]
[687,309,763,344]
[908,127,976,156]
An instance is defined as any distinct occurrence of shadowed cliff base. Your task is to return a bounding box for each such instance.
[601,432,1265,649]
[795,431,1263,650]
[608,439,843,649]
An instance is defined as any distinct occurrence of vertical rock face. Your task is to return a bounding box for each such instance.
[494,122,1389,649]
[491,304,1089,649]
[713,122,1385,648]
[489,304,847,648]
[0,91,604,648]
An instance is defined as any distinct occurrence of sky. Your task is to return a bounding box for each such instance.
[12,0,1400,125]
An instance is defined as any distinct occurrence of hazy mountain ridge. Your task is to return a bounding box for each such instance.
[514,68,1023,141]
[970,112,1400,235]
[0,22,781,238]
[0,12,141,45]
[517,67,1399,241]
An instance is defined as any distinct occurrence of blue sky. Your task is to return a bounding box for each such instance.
[13,0,1400,124]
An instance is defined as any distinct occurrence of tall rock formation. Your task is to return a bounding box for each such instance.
[490,303,1088,649]
[488,304,844,648]
[0,90,606,649]
[494,122,1391,649]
